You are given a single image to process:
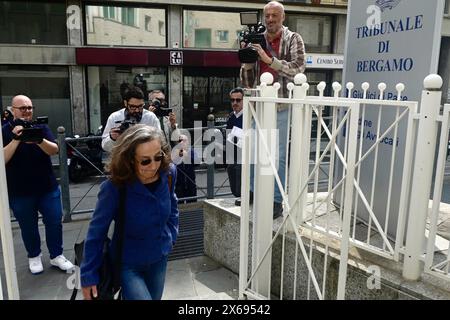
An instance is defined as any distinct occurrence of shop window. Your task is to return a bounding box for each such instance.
[86,66,168,133]
[0,66,72,135]
[85,4,166,47]
[159,20,165,36]
[182,68,240,128]
[145,16,152,31]
[183,10,241,49]
[195,29,212,48]
[103,6,116,20]
[121,8,136,27]
[286,14,333,53]
[0,1,67,45]
[216,30,229,43]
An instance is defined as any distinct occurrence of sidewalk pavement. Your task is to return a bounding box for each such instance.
[1,169,237,300]
[0,214,239,300]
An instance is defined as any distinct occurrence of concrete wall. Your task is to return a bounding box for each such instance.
[0,46,75,65]
[204,199,450,300]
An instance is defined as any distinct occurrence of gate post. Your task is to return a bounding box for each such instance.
[403,75,442,280]
[206,114,215,199]
[252,73,278,296]
[0,124,20,299]
[289,74,308,227]
[57,127,72,222]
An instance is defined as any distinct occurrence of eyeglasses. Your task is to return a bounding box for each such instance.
[127,103,145,111]
[13,106,34,112]
[137,152,165,166]
[230,98,242,103]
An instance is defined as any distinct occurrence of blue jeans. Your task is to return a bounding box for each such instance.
[250,109,288,204]
[9,187,63,259]
[121,256,168,300]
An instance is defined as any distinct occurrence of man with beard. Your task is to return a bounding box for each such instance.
[102,86,160,153]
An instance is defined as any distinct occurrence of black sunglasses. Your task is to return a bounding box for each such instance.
[230,98,242,102]
[137,152,165,166]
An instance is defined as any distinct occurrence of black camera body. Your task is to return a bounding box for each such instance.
[238,12,267,63]
[115,119,136,133]
[13,116,48,143]
[151,99,172,118]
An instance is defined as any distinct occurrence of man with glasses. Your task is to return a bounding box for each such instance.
[102,86,160,153]
[2,95,74,274]
[226,88,244,203]
[148,90,179,148]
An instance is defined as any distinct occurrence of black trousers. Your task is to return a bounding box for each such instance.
[227,164,242,197]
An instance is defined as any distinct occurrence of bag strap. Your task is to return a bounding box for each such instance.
[112,185,127,291]
[69,185,127,300]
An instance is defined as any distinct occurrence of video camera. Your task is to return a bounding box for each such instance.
[13,116,48,143]
[115,119,136,133]
[238,11,267,63]
[151,99,172,118]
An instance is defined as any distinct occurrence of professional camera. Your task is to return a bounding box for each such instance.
[238,11,267,63]
[151,99,172,118]
[115,119,136,133]
[13,116,48,143]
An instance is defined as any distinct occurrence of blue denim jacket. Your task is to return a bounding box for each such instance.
[80,164,179,287]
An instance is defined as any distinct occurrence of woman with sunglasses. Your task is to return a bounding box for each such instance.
[80,124,179,300]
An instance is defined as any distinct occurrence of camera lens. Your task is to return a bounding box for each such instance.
[152,99,161,108]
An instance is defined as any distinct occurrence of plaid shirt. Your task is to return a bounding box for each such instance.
[240,26,306,98]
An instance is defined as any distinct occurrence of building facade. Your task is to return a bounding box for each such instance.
[0,0,448,135]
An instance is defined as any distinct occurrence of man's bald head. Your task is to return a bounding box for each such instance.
[263,1,285,35]
[11,95,33,120]
[264,1,285,14]
[12,95,32,108]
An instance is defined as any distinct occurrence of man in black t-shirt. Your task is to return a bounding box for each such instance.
[2,95,74,275]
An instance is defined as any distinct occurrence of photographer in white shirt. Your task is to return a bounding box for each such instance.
[102,86,160,153]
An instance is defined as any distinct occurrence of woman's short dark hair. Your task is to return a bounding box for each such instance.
[106,124,171,185]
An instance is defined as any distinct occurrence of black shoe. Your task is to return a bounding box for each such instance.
[235,192,253,206]
[273,202,283,219]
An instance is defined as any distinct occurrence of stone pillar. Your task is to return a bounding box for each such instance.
[69,66,88,135]
[67,0,88,135]
[168,5,183,126]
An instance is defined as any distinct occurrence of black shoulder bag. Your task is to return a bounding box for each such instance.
[71,185,127,300]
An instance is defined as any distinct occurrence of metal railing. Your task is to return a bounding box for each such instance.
[55,121,234,222]
[423,103,450,281]
[239,72,449,300]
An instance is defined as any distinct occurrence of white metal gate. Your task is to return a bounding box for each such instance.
[239,72,448,300]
